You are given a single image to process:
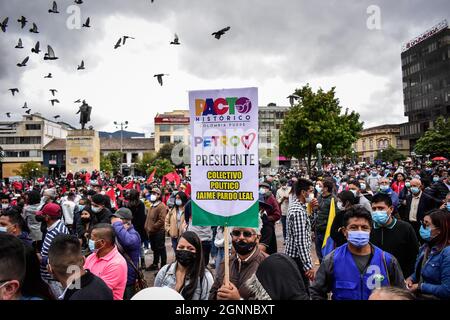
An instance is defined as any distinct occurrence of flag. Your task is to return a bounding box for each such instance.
[105,188,118,209]
[85,171,91,184]
[321,197,336,257]
[12,181,22,191]
[124,181,134,190]
[147,168,156,184]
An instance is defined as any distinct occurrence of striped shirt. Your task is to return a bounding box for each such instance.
[284,199,313,271]
[40,220,69,281]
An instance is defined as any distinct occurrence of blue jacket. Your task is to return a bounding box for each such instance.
[410,245,450,299]
[332,244,391,300]
[377,188,399,209]
[112,222,141,285]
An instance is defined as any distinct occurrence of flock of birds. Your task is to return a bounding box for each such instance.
[1,1,232,124]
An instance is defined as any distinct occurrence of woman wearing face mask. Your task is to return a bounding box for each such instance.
[406,209,450,299]
[127,189,148,269]
[165,191,188,253]
[22,190,44,252]
[154,231,213,300]
[330,191,358,248]
[391,172,406,196]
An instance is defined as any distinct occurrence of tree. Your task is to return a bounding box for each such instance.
[156,143,176,161]
[414,117,450,158]
[280,84,364,174]
[105,152,124,174]
[135,152,157,175]
[147,158,175,178]
[100,154,113,173]
[376,145,406,163]
[14,162,46,179]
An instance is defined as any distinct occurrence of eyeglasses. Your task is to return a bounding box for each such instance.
[231,230,256,238]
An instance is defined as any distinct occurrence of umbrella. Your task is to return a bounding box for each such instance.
[432,156,447,161]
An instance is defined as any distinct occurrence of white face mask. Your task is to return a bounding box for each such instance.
[150,194,157,202]
[337,202,345,211]
[306,192,314,203]
[1,204,8,209]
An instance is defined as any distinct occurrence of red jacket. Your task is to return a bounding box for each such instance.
[264,194,281,223]
[391,181,405,195]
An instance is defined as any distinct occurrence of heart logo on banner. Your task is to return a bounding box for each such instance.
[241,133,256,149]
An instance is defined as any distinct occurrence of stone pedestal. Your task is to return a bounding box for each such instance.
[66,130,100,173]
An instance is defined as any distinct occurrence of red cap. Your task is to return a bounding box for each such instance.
[36,203,62,218]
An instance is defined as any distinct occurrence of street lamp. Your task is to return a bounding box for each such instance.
[316,143,323,175]
[114,121,129,174]
[51,167,54,179]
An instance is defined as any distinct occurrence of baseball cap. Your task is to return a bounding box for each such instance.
[151,188,162,195]
[112,207,133,220]
[36,203,62,218]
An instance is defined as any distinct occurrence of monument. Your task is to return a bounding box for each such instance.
[66,101,100,173]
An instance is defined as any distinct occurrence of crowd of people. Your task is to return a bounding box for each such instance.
[0,160,449,301]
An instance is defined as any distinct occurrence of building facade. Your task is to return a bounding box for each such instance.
[0,113,74,178]
[400,20,450,150]
[154,110,190,152]
[354,124,410,163]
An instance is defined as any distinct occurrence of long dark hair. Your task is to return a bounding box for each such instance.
[127,189,141,208]
[178,231,205,300]
[428,209,450,252]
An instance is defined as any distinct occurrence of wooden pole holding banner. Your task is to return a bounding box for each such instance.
[223,226,230,287]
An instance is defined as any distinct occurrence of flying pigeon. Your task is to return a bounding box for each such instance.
[122,36,135,45]
[49,1,59,14]
[170,34,180,45]
[44,73,53,78]
[77,60,85,70]
[29,23,39,33]
[53,115,60,119]
[212,26,231,39]
[114,38,122,49]
[74,99,81,103]
[44,45,58,60]
[6,113,11,118]
[50,99,60,106]
[49,89,58,96]
[22,102,28,109]
[31,41,41,54]
[82,17,90,28]
[15,38,23,49]
[17,56,29,67]
[18,16,27,29]
[74,0,83,4]
[287,94,300,107]
[9,88,19,96]
[154,74,168,86]
[0,17,8,32]
[25,109,31,114]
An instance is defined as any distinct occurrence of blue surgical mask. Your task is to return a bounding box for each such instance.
[405,182,411,188]
[91,206,102,213]
[360,183,367,190]
[380,185,389,192]
[419,225,431,241]
[0,226,7,233]
[446,202,450,212]
[78,205,85,212]
[347,231,370,248]
[372,211,390,225]
[433,177,439,182]
[259,188,267,195]
[411,187,420,194]
[175,199,182,206]
[315,186,322,194]
[372,172,377,177]
[88,239,97,252]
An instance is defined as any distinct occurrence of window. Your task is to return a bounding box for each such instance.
[0,136,41,144]
[131,153,139,163]
[172,125,185,132]
[369,139,373,150]
[159,136,171,144]
[159,125,171,132]
[173,136,184,143]
[50,154,57,161]
[362,139,366,151]
[25,124,41,130]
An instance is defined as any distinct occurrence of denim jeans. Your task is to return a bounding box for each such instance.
[215,247,225,270]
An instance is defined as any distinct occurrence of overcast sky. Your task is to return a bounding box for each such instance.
[0,0,448,135]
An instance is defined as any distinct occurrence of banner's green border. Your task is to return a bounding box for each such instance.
[192,201,259,228]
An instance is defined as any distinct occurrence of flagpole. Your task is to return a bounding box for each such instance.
[223,225,230,287]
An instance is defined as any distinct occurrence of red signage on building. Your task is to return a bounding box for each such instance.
[402,20,448,52]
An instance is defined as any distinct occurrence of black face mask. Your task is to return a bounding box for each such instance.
[176,250,196,267]
[232,240,257,255]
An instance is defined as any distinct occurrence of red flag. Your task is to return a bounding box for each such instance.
[124,181,134,190]
[105,188,118,209]
[185,182,191,197]
[147,168,156,184]
[85,171,91,184]
[116,184,124,191]
[37,177,45,183]
[61,185,67,194]
[12,181,22,191]
[173,171,181,186]
[136,182,141,193]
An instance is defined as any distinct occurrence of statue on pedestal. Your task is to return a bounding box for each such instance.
[76,100,92,130]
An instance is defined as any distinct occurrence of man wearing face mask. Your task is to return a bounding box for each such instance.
[370,193,419,277]
[366,169,381,193]
[310,207,405,300]
[258,182,281,253]
[0,193,11,214]
[358,178,373,202]
[84,223,128,300]
[36,203,69,298]
[376,177,400,214]
[144,188,168,271]
[348,180,372,213]
[88,194,113,225]
[276,178,291,241]
[425,170,450,203]
[209,223,266,300]
[406,178,440,241]
[285,178,316,291]
[111,208,141,300]
[398,177,413,220]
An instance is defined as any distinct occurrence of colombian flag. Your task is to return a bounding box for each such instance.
[321,197,336,257]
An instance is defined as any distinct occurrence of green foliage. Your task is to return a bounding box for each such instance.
[13,162,46,178]
[157,143,176,161]
[376,145,406,163]
[135,152,157,175]
[100,154,113,173]
[147,158,175,178]
[414,117,450,158]
[280,84,364,173]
